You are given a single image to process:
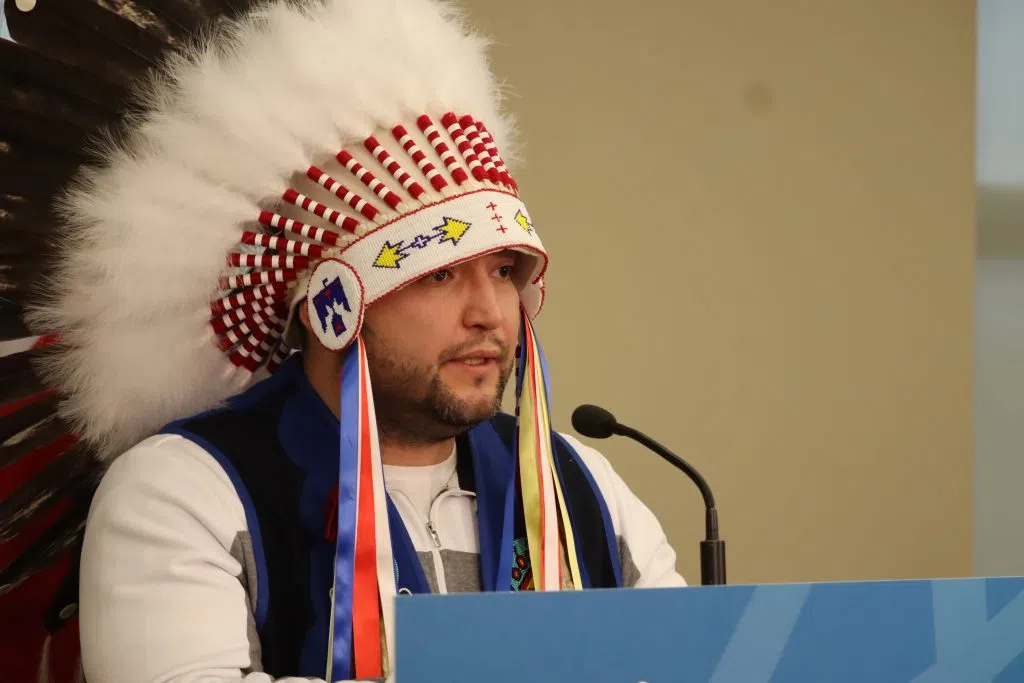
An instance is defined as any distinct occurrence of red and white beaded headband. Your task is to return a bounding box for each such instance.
[209,112,548,375]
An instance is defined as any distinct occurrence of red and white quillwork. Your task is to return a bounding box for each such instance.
[221,111,550,370]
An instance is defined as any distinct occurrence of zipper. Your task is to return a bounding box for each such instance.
[426,520,442,547]
[425,486,475,594]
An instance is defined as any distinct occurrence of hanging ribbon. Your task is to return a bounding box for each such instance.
[531,320,584,590]
[329,341,361,681]
[331,338,395,681]
[363,340,398,677]
[351,341,381,679]
[327,311,584,682]
[515,311,583,591]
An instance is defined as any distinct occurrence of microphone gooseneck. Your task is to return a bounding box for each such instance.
[570,404,726,586]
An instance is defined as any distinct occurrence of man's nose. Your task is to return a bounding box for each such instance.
[461,270,504,330]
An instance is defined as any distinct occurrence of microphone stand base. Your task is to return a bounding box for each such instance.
[700,539,726,586]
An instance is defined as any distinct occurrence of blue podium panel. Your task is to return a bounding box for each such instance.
[393,577,1024,683]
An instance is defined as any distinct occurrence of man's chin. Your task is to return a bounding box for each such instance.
[451,395,503,422]
[432,391,503,428]
[429,365,510,427]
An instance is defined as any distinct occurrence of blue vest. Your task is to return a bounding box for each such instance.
[162,354,622,679]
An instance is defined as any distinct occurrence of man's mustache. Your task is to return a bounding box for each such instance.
[438,335,511,365]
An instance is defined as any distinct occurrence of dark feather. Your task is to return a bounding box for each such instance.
[0,493,91,597]
[0,190,32,217]
[0,180,70,243]
[0,6,277,680]
[0,0,295,667]
[0,145,85,201]
[4,0,170,88]
[0,413,72,471]
[0,67,117,157]
[0,302,31,342]
[0,350,47,409]
[0,244,44,266]
[122,0,234,38]
[0,442,96,544]
[0,207,58,326]
[0,38,128,114]
[0,394,58,447]
[0,262,42,310]
[0,202,55,252]
[0,228,47,265]
[4,0,284,84]
[126,0,287,39]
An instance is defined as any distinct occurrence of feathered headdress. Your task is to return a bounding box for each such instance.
[1,0,581,680]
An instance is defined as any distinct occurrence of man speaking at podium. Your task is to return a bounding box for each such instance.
[6,0,685,681]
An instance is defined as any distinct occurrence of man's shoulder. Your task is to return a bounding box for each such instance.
[88,433,246,535]
[100,380,284,498]
[101,433,236,492]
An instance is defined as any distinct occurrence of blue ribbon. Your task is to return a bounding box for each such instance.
[330,343,362,679]
[498,314,531,590]
[529,315,623,587]
[324,318,617,680]
[530,325,594,590]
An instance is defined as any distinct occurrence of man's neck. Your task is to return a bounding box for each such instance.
[378,436,456,468]
[302,351,456,467]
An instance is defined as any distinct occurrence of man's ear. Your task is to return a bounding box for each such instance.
[298,298,311,332]
[284,298,310,351]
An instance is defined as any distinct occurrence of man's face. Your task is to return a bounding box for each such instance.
[361,250,523,444]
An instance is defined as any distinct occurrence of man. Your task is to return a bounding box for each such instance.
[5,0,685,681]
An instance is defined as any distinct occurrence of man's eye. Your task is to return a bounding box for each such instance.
[496,265,514,279]
[430,270,450,282]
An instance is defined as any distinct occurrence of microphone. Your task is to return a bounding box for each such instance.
[571,404,726,586]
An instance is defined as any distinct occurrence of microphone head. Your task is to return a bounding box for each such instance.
[571,404,619,439]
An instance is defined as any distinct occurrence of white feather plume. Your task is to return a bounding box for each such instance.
[26,0,520,459]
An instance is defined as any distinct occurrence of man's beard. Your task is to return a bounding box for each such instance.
[362,330,514,446]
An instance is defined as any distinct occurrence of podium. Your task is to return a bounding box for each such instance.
[394,576,1024,682]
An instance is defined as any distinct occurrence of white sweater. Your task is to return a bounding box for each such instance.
[78,432,686,683]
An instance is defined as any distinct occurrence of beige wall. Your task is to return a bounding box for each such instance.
[481,0,977,584]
